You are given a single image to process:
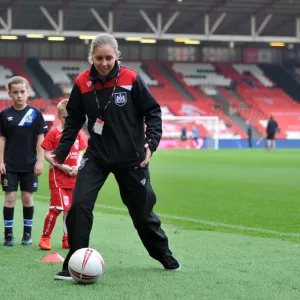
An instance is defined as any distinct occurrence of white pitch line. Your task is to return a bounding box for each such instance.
[34,194,300,238]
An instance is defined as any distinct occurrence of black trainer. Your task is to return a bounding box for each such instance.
[159,249,181,271]
[21,232,32,246]
[54,269,72,280]
[4,233,14,246]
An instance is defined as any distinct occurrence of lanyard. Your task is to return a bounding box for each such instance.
[92,67,120,119]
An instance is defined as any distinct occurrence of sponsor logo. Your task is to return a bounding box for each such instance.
[25,115,32,123]
[63,196,69,206]
[18,108,37,126]
[74,139,79,150]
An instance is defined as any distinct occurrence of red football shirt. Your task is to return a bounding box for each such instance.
[41,125,87,189]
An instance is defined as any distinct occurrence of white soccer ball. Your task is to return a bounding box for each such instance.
[68,248,105,284]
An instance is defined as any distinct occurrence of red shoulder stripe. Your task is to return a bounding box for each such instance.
[76,66,138,94]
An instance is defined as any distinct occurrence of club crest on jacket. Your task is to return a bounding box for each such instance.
[114,92,127,106]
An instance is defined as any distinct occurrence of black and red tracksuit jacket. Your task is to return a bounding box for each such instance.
[53,62,162,168]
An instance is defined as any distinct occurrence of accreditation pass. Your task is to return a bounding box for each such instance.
[93,118,104,135]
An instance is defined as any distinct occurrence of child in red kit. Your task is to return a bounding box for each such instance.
[39,99,87,250]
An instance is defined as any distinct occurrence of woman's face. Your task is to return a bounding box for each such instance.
[92,44,118,78]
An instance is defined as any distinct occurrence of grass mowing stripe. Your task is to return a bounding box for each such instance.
[33,195,300,238]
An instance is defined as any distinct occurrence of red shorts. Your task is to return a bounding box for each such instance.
[50,188,73,212]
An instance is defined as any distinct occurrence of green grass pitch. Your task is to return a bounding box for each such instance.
[1,149,300,300]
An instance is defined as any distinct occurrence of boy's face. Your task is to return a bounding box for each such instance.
[8,83,29,108]
[58,110,68,127]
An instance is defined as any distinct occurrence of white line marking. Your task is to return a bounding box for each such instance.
[34,195,300,238]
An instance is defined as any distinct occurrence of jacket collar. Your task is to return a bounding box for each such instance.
[89,61,119,83]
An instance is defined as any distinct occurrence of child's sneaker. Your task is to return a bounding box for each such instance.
[62,236,69,249]
[39,237,51,250]
[21,232,32,246]
[4,233,14,246]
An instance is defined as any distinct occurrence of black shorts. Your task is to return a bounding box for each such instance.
[267,132,275,140]
[1,172,38,193]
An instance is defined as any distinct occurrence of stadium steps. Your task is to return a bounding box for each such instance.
[160,63,195,101]
[211,90,254,138]
[0,58,39,98]
[230,114,260,139]
[227,89,247,108]
[26,58,64,99]
[219,87,247,109]
[143,62,187,103]
[21,62,49,99]
[140,64,157,84]
[259,64,300,103]
[210,89,230,114]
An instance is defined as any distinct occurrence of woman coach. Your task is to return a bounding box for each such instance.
[50,33,180,280]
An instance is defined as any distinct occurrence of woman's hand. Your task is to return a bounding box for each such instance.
[140,143,151,168]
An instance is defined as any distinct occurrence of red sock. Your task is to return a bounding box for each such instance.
[42,209,61,237]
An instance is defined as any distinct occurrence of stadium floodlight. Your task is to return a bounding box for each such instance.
[184,40,200,44]
[174,38,188,42]
[79,35,96,40]
[47,36,65,41]
[269,42,285,47]
[0,35,17,40]
[125,37,142,41]
[26,34,44,38]
[140,39,156,43]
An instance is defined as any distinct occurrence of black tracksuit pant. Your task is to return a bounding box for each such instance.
[62,155,169,270]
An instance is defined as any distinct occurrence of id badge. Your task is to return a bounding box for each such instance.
[93,118,104,135]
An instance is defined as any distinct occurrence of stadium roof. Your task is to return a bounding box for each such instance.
[0,0,299,43]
